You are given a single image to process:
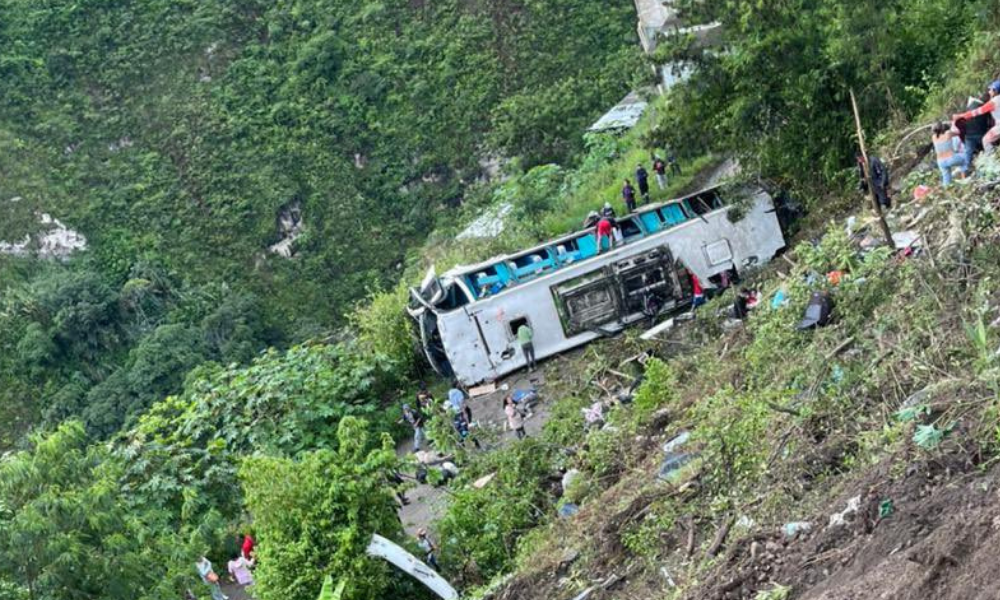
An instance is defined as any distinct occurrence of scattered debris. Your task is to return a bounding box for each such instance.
[828,495,862,527]
[657,452,695,482]
[0,212,87,260]
[914,424,946,449]
[641,318,675,340]
[473,473,497,489]
[562,469,581,495]
[268,201,304,258]
[661,431,691,454]
[569,586,596,600]
[469,383,498,397]
[878,499,894,519]
[706,516,734,557]
[782,521,812,539]
[558,503,580,518]
[456,203,514,240]
[797,291,834,330]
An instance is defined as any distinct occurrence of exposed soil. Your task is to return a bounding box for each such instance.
[692,445,1000,600]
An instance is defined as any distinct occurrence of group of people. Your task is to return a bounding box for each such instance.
[930,80,1000,186]
[584,153,682,254]
[622,154,681,212]
[194,532,256,600]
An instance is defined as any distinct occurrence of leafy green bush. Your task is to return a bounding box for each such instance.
[240,417,405,600]
[349,283,418,379]
[437,439,555,579]
[633,358,680,415]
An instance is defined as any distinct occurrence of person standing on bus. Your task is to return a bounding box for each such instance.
[636,164,650,203]
[595,216,615,254]
[517,322,536,371]
[622,179,637,213]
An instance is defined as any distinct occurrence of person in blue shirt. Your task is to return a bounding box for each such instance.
[448,382,473,422]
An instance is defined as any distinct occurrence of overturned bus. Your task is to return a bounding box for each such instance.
[408,184,787,385]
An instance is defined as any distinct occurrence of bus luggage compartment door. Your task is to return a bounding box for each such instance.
[552,269,622,337]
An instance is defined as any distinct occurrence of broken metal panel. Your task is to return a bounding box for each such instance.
[588,91,649,133]
[365,534,458,600]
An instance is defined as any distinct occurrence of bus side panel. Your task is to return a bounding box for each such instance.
[437,310,496,385]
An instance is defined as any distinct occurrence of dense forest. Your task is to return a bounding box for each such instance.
[1,0,998,599]
[0,0,640,442]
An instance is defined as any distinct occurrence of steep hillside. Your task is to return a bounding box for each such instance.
[0,0,639,442]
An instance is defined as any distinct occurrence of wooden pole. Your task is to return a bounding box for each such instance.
[850,89,894,246]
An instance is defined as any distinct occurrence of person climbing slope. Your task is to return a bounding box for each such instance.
[635,164,650,203]
[954,80,1000,155]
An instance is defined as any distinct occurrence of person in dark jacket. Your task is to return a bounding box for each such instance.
[635,164,650,203]
[956,94,994,167]
[733,288,752,320]
[856,154,891,209]
[622,179,637,213]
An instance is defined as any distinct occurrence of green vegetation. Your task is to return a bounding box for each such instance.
[0,0,639,446]
[4,0,1000,599]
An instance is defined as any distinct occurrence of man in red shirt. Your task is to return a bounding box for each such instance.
[595,217,615,254]
[690,271,706,308]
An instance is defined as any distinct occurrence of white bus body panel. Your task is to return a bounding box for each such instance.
[439,191,783,385]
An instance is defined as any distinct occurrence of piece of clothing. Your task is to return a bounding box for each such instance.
[413,425,426,450]
[690,273,703,296]
[447,388,465,412]
[516,324,533,345]
[505,403,525,431]
[986,125,1000,154]
[241,535,255,560]
[596,219,613,237]
[655,172,668,190]
[403,406,425,428]
[965,134,984,167]
[228,557,254,586]
[653,159,666,175]
[960,98,1000,126]
[959,100,1000,154]
[601,205,617,219]
[932,132,958,162]
[521,341,536,370]
[938,152,969,187]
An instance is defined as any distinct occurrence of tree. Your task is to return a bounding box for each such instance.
[0,422,195,600]
[239,417,407,600]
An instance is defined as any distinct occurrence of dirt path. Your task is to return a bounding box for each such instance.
[219,582,253,600]
[396,370,551,536]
